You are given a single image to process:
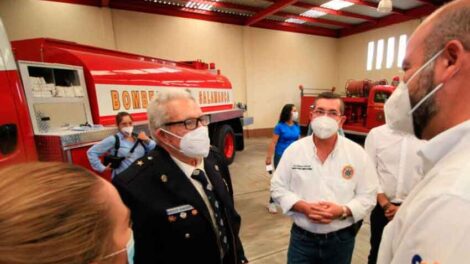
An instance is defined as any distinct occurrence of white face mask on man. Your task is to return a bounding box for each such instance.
[384,49,445,135]
[161,126,211,158]
[311,116,339,139]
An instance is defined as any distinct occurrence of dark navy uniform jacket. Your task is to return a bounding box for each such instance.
[113,145,248,264]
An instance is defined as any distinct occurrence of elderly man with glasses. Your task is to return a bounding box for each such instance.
[271,92,378,264]
[113,90,248,264]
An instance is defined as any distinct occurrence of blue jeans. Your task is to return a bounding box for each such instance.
[273,153,281,169]
[287,224,356,264]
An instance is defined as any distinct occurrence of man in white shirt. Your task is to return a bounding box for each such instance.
[365,125,425,264]
[378,1,470,263]
[271,92,378,264]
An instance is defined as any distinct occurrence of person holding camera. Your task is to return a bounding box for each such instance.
[87,111,156,179]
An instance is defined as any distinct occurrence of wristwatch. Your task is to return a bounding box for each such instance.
[340,206,348,220]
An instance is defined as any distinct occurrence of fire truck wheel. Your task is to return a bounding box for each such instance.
[214,125,236,165]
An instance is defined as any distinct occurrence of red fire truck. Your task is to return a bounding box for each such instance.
[0,18,251,173]
[299,80,395,136]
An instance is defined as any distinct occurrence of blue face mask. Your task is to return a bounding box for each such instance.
[126,234,135,264]
[103,232,135,264]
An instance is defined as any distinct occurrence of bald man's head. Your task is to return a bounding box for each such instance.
[418,0,470,61]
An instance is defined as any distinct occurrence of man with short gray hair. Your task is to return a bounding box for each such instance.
[113,90,248,264]
[378,0,470,263]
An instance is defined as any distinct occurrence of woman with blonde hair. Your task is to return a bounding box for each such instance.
[0,162,133,264]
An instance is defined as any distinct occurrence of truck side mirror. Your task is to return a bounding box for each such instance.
[236,102,247,111]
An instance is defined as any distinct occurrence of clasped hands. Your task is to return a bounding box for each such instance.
[294,200,344,224]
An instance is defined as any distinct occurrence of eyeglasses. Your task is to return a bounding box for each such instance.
[312,109,341,118]
[164,115,211,130]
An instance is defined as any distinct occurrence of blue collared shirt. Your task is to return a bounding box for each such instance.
[87,132,157,178]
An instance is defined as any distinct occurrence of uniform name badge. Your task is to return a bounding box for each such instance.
[166,204,195,216]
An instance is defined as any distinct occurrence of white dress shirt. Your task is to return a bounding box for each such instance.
[271,135,378,234]
[378,120,470,264]
[170,157,218,229]
[365,125,426,203]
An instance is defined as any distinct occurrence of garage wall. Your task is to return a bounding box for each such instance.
[0,0,115,49]
[243,27,337,130]
[336,20,421,92]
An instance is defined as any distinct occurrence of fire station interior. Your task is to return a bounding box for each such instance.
[0,0,451,263]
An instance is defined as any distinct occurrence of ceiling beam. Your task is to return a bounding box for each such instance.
[208,1,259,13]
[342,0,376,8]
[282,13,352,28]
[170,0,340,35]
[339,4,437,37]
[245,0,298,26]
[254,20,338,37]
[134,0,349,30]
[416,0,439,6]
[264,0,376,21]
[342,0,406,15]
[43,0,102,7]
[305,5,375,21]
[110,0,246,25]
[204,1,352,28]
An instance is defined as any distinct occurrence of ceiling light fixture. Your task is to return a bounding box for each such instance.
[184,1,213,11]
[300,9,327,18]
[377,0,393,13]
[321,0,353,10]
[285,18,306,24]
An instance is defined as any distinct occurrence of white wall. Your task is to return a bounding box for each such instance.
[0,0,115,49]
[337,20,422,92]
[243,27,337,128]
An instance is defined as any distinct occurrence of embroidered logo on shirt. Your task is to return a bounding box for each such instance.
[292,165,312,170]
[342,165,354,180]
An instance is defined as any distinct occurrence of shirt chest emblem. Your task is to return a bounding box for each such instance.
[342,164,354,180]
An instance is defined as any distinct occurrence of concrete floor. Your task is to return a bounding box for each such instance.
[231,138,371,264]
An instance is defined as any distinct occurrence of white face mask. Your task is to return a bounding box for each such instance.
[311,116,339,139]
[161,126,210,158]
[384,49,444,135]
[292,111,299,122]
[121,126,134,137]
[103,231,135,264]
